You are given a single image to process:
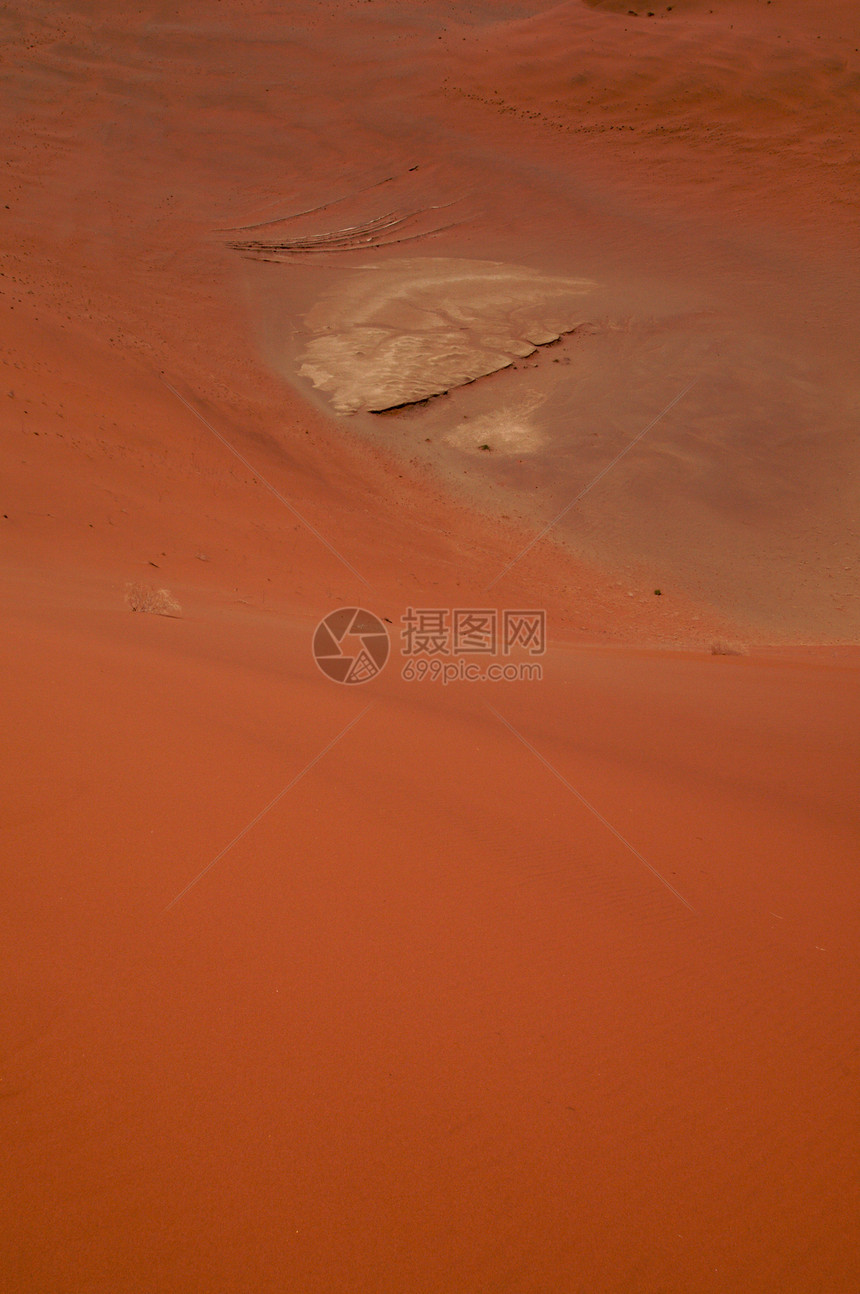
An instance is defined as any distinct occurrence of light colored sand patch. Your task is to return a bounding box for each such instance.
[298,258,594,413]
[445,391,548,455]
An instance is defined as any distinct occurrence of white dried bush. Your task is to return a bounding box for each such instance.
[710,639,747,656]
[126,583,182,617]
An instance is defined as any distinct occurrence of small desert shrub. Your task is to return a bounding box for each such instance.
[710,639,747,656]
[126,583,182,617]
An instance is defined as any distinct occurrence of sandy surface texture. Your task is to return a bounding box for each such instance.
[1,1,858,1291]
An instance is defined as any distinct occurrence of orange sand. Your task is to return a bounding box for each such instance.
[2,1,858,1290]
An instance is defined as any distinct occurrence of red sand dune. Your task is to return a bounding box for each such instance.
[1,1,858,1290]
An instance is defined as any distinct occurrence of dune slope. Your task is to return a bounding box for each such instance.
[1,2,858,1291]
